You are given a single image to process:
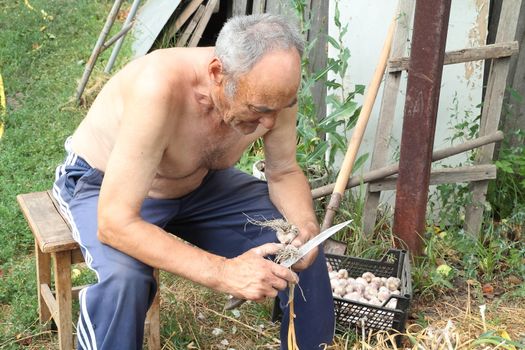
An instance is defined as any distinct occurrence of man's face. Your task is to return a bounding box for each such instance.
[220,49,301,135]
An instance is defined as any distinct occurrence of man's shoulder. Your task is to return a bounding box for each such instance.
[118,49,193,100]
[135,47,211,77]
[134,50,186,86]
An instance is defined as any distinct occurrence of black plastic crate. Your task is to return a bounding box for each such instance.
[326,249,412,341]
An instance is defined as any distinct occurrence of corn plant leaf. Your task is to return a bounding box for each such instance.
[306,143,328,164]
[327,35,340,50]
[352,153,369,174]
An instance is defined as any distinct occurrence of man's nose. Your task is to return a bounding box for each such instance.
[259,115,277,129]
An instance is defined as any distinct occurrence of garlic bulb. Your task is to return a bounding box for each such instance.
[361,272,374,282]
[337,269,349,279]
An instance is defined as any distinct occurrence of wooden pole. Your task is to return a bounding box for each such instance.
[165,0,204,42]
[187,0,218,47]
[176,5,206,47]
[321,19,395,232]
[76,0,123,104]
[311,130,504,199]
[464,0,522,235]
[105,0,142,73]
[100,23,134,52]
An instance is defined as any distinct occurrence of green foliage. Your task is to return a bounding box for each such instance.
[446,92,480,144]
[411,229,456,299]
[421,87,525,299]
[432,88,525,226]
[472,330,525,349]
[487,129,525,219]
[331,185,395,259]
[235,138,264,174]
[294,0,363,177]
[411,224,525,300]
[428,182,471,228]
[427,92,479,228]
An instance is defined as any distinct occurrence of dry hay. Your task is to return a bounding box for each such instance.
[161,272,282,349]
[78,73,109,108]
[405,292,525,349]
[245,217,299,245]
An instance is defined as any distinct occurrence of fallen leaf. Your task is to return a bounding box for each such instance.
[482,283,494,297]
[24,0,34,11]
[498,329,512,341]
[20,337,32,346]
[16,334,32,346]
[117,8,130,21]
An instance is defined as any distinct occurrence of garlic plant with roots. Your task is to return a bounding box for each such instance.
[327,262,402,309]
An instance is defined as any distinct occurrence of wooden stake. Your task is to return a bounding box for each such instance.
[321,19,396,232]
[176,5,206,47]
[165,0,204,42]
[188,0,219,47]
[76,0,123,104]
[105,0,142,73]
[312,130,504,199]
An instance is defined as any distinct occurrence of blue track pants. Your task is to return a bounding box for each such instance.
[52,139,334,350]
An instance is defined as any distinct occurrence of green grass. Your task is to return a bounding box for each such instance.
[0,0,130,346]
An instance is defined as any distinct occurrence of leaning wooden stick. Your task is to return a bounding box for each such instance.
[321,18,396,232]
[76,0,123,104]
[312,130,504,199]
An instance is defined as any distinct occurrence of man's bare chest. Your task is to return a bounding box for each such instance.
[157,130,251,180]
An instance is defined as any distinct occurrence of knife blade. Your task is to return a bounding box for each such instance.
[224,220,352,310]
[279,220,352,268]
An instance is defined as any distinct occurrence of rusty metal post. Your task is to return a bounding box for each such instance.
[393,0,451,256]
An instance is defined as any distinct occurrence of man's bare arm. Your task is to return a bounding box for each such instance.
[263,105,320,271]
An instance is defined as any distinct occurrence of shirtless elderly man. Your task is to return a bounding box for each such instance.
[53,14,334,349]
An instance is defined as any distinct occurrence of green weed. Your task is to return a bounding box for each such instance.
[488,129,525,219]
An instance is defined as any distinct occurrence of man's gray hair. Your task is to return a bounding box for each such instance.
[215,13,304,97]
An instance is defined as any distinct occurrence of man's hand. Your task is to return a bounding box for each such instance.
[289,224,320,271]
[219,243,299,302]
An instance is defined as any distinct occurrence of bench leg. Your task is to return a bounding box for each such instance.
[146,268,161,350]
[35,239,51,324]
[54,251,73,350]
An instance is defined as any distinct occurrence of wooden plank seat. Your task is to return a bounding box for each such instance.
[17,191,160,350]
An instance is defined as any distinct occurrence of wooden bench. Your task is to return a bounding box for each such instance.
[17,191,161,350]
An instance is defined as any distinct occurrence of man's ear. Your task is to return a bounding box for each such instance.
[209,57,224,86]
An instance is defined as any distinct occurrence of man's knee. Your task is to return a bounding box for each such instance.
[100,262,157,304]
